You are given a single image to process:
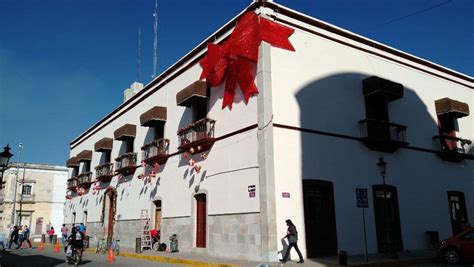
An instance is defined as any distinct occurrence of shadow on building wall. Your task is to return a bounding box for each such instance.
[293,72,470,256]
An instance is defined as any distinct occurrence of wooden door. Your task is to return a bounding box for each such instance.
[195,194,206,248]
[372,185,403,252]
[447,191,468,235]
[303,180,338,257]
[107,192,115,238]
[155,201,162,231]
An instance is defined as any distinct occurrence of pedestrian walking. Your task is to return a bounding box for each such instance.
[61,224,68,244]
[8,226,19,249]
[48,227,55,243]
[17,225,32,249]
[280,219,304,264]
[0,231,6,251]
[79,223,86,235]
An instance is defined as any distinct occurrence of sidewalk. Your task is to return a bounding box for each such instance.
[34,242,437,267]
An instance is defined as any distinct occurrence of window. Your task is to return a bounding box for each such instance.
[193,99,208,122]
[83,161,91,172]
[125,139,134,153]
[104,151,111,163]
[22,184,32,195]
[154,124,165,140]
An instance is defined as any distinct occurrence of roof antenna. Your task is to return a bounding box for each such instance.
[136,27,141,82]
[152,0,158,79]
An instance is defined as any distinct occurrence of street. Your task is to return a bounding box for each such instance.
[0,248,180,267]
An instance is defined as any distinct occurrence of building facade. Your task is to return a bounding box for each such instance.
[64,1,473,261]
[0,163,68,240]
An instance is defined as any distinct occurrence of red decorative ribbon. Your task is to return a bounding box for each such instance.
[199,12,295,109]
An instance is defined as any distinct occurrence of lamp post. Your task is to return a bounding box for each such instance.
[376,156,397,258]
[11,143,23,226]
[0,144,14,187]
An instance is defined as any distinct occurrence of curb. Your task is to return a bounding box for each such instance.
[118,251,239,267]
[36,242,238,267]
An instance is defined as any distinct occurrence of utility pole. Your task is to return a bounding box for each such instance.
[18,160,27,227]
[11,143,23,226]
[152,0,158,79]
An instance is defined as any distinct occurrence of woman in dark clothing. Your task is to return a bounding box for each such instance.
[8,226,19,249]
[280,219,304,264]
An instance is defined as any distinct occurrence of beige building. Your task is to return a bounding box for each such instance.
[0,163,68,240]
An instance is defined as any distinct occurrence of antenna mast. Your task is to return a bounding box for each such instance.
[152,0,158,79]
[137,27,141,82]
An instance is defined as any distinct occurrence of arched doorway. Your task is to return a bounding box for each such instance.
[103,188,117,241]
[195,194,206,248]
[154,200,162,235]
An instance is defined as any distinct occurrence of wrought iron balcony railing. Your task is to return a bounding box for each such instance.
[177,118,215,152]
[359,119,408,152]
[142,138,170,160]
[95,162,114,181]
[433,135,473,162]
[115,152,138,175]
[67,179,78,190]
[76,172,93,185]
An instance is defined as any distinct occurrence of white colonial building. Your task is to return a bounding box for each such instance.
[64,1,473,261]
[1,163,68,240]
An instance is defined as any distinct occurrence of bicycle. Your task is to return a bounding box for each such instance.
[96,237,120,256]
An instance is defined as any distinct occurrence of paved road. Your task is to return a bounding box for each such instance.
[0,248,181,267]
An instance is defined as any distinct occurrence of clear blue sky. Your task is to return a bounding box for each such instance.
[1,0,473,165]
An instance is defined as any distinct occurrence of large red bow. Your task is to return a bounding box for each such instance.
[199,12,295,109]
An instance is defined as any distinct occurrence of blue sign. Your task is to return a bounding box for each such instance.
[356,188,369,208]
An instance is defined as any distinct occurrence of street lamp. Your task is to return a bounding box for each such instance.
[0,144,14,186]
[376,156,397,258]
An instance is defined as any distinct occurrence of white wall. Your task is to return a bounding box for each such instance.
[270,15,473,256]
[66,60,261,226]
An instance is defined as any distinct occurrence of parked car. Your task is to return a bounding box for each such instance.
[436,228,474,264]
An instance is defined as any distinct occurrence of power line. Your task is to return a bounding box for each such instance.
[367,0,452,31]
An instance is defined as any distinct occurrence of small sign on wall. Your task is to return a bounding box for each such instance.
[248,185,256,198]
[356,188,369,208]
[282,192,290,198]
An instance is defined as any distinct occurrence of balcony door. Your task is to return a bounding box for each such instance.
[303,180,338,257]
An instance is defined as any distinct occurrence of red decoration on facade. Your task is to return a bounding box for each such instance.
[199,12,295,109]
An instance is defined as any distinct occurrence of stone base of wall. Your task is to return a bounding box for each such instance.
[161,212,262,261]
[161,216,192,252]
[208,212,261,260]
[67,220,141,250]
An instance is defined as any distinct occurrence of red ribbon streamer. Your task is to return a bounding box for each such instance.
[199,12,295,109]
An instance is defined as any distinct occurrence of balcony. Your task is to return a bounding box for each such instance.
[67,178,78,192]
[18,194,35,203]
[177,118,216,154]
[433,135,474,163]
[115,152,138,176]
[76,172,93,188]
[359,119,408,153]
[95,163,114,183]
[142,138,170,165]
